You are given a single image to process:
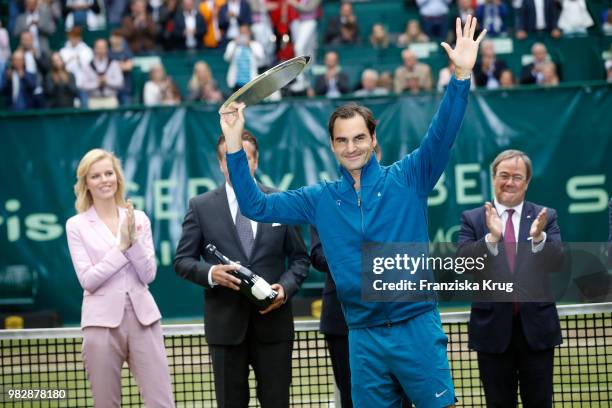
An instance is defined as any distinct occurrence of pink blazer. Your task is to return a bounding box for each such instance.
[66,206,162,329]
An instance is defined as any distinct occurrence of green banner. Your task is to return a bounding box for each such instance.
[1,83,611,324]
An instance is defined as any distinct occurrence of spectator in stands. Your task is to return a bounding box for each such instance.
[448,0,479,44]
[64,0,101,32]
[188,60,223,103]
[108,30,134,105]
[170,0,206,50]
[515,0,561,40]
[499,68,516,88]
[45,51,78,108]
[520,42,552,85]
[377,70,393,93]
[416,0,452,41]
[106,0,129,26]
[81,38,124,109]
[474,39,507,89]
[288,0,321,61]
[18,30,49,107]
[13,0,56,56]
[143,63,180,105]
[159,0,179,50]
[475,0,508,37]
[199,0,225,49]
[394,48,433,93]
[396,19,429,47]
[120,0,157,54]
[268,0,299,62]
[602,7,612,35]
[369,23,390,49]
[437,59,475,92]
[0,22,10,83]
[354,69,389,97]
[540,61,559,86]
[60,27,93,107]
[312,50,350,98]
[437,60,453,92]
[224,24,264,92]
[2,49,37,111]
[219,0,252,45]
[557,0,593,36]
[324,1,359,45]
[249,0,275,67]
[287,0,321,93]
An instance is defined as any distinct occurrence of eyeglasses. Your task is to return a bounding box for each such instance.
[496,173,526,183]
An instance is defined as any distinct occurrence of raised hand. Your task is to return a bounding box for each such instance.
[441,15,487,78]
[485,202,503,242]
[219,101,246,154]
[119,200,136,252]
[529,207,547,242]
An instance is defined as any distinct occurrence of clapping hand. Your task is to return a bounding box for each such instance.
[529,207,547,243]
[119,200,136,252]
[440,15,487,79]
[484,202,503,242]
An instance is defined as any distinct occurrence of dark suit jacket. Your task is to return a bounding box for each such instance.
[518,0,559,33]
[218,1,252,42]
[310,226,348,336]
[314,72,350,96]
[170,9,206,50]
[174,183,309,346]
[2,71,37,111]
[457,200,563,354]
[474,59,508,88]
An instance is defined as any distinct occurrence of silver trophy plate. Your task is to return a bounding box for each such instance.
[221,55,311,110]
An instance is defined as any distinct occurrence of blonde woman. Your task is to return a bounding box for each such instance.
[66,149,174,407]
[187,61,223,103]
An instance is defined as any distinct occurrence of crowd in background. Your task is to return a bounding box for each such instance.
[1,0,611,111]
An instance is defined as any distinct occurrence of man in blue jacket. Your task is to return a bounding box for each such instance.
[220,15,486,408]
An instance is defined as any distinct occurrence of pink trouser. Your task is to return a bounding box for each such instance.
[82,298,174,407]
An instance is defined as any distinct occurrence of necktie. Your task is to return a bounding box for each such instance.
[504,209,516,272]
[235,205,254,258]
[504,208,520,315]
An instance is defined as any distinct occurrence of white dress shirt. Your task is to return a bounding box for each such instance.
[485,200,546,256]
[208,182,257,286]
[534,0,546,30]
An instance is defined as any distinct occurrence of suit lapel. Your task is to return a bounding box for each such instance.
[85,206,120,248]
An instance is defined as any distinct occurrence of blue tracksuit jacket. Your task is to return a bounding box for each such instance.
[227,76,470,329]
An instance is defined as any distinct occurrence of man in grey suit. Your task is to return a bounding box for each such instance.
[174,131,310,408]
[13,0,56,56]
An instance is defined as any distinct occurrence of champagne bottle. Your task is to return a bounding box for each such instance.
[205,244,278,310]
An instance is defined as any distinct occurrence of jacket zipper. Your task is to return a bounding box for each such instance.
[356,190,364,235]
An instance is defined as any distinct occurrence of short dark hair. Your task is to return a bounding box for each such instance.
[328,103,377,140]
[216,131,259,160]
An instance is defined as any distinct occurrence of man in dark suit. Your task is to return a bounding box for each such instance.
[457,149,563,408]
[174,131,310,408]
[170,0,206,50]
[313,51,350,98]
[515,0,561,39]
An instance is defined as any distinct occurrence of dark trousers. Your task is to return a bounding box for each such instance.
[210,330,292,408]
[326,334,413,408]
[326,334,353,408]
[477,317,555,408]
